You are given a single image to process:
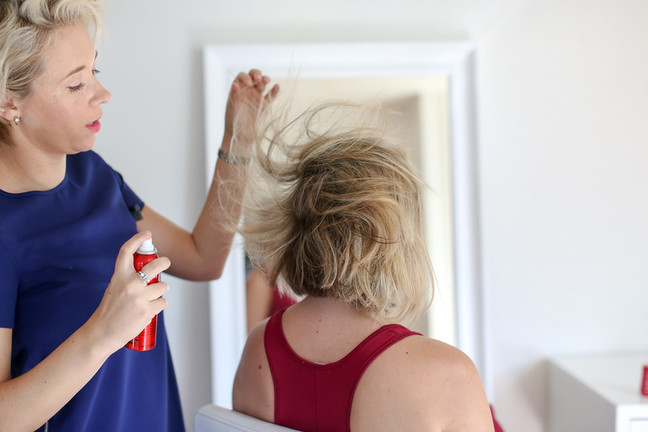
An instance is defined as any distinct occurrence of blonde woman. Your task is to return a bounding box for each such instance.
[0,1,277,430]
[233,104,494,432]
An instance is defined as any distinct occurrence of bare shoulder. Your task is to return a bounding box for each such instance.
[378,336,485,401]
[405,336,480,377]
[232,319,274,422]
[352,335,494,432]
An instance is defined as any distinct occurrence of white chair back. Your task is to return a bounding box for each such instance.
[194,404,301,432]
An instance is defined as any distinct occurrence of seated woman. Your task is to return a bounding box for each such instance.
[233,103,495,432]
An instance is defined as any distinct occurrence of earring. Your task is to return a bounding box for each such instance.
[13,116,20,125]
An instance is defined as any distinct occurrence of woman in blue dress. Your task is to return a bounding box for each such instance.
[0,1,278,430]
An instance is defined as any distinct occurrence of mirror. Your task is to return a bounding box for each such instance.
[203,42,483,408]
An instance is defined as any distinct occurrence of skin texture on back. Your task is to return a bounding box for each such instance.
[233,296,495,432]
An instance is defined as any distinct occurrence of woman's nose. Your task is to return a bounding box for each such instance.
[92,84,112,105]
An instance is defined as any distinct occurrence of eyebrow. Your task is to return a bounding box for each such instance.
[63,51,99,80]
[64,65,85,79]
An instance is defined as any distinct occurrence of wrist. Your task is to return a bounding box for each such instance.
[218,148,250,166]
[222,129,234,148]
[78,315,122,361]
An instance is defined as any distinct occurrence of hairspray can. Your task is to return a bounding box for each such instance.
[126,237,159,351]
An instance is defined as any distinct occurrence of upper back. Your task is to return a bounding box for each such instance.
[267,310,420,432]
[233,301,494,432]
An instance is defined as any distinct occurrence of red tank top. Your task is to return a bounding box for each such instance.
[264,309,421,432]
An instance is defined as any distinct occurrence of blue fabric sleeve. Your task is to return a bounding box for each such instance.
[111,168,145,214]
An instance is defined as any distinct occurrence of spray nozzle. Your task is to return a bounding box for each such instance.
[137,238,157,254]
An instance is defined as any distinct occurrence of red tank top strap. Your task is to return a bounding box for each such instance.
[264,309,421,432]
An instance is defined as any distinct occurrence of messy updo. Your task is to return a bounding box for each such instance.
[241,102,434,325]
[0,0,104,143]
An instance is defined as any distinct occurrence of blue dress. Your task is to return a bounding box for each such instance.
[0,151,184,431]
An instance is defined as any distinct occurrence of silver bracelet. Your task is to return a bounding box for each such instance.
[218,149,250,165]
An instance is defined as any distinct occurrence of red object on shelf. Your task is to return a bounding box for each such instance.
[641,365,648,396]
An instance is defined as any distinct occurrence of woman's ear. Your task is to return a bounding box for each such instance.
[0,97,19,123]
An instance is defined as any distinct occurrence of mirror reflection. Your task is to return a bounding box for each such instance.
[204,42,481,409]
[243,75,456,342]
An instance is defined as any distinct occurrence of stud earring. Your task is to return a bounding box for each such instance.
[13,116,20,125]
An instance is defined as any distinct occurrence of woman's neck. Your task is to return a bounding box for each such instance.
[281,295,385,364]
[289,296,385,336]
[0,143,67,193]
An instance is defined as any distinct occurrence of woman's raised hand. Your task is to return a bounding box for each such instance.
[224,69,280,154]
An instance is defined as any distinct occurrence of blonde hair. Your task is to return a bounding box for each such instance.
[0,0,104,144]
[242,102,434,325]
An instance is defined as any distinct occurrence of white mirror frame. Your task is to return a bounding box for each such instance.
[203,42,486,407]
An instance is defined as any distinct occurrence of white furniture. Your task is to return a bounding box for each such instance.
[549,353,648,432]
[194,405,300,432]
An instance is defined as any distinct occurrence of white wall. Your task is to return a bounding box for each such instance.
[96,1,648,431]
[476,1,648,430]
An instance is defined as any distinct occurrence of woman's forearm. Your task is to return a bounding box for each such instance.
[0,323,112,432]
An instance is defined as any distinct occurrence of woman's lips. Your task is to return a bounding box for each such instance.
[85,119,101,133]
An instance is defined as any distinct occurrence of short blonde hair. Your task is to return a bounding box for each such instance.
[0,0,104,144]
[242,103,434,325]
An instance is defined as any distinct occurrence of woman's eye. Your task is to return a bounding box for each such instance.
[67,68,100,92]
[68,82,85,92]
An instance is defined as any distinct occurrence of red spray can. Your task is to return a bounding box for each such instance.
[126,237,159,351]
